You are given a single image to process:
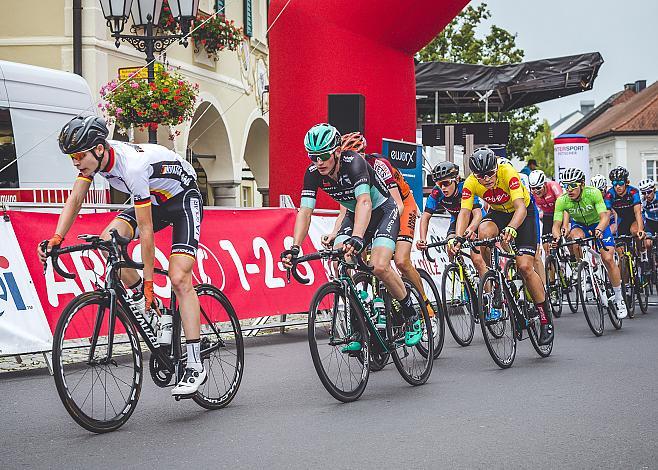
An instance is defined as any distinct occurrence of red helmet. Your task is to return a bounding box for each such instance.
[341,132,367,153]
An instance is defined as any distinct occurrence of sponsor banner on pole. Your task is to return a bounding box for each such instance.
[554,134,590,184]
[0,219,52,355]
[381,138,425,210]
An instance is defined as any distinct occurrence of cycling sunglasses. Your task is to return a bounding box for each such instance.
[437,179,456,188]
[68,151,89,161]
[308,150,336,163]
[473,169,496,180]
[561,182,581,191]
[612,180,626,187]
[641,189,654,196]
[530,185,544,193]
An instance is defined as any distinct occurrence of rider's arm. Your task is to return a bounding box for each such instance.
[389,186,404,214]
[352,192,372,238]
[552,196,565,239]
[468,206,483,232]
[455,208,472,237]
[419,212,432,241]
[292,206,313,246]
[634,204,645,233]
[507,198,527,230]
[331,205,347,236]
[134,202,155,282]
[53,177,92,238]
[455,177,476,237]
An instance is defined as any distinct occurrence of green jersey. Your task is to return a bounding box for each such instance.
[553,186,608,226]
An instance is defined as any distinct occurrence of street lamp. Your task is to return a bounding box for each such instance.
[99,0,199,143]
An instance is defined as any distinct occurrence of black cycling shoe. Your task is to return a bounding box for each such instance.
[538,323,554,346]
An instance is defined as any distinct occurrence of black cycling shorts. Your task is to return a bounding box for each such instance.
[335,198,400,251]
[116,187,204,258]
[481,203,537,257]
[541,213,554,237]
[616,214,635,237]
[645,219,658,236]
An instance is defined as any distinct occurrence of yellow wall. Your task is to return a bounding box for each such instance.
[0,1,65,38]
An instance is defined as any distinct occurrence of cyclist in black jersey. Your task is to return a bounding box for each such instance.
[281,123,423,347]
[38,116,206,396]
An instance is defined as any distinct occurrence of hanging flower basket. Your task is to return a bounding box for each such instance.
[157,1,180,34]
[99,67,198,133]
[191,12,243,60]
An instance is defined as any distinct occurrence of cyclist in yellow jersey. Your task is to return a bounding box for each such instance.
[450,148,553,345]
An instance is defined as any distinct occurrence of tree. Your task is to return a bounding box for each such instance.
[529,119,555,177]
[418,3,539,161]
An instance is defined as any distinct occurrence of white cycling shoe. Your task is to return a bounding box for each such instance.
[614,298,628,319]
[172,367,207,396]
[422,316,439,342]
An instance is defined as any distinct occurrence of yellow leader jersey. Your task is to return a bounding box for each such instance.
[461,163,530,213]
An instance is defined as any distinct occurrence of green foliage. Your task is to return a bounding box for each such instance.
[529,120,555,176]
[418,3,539,160]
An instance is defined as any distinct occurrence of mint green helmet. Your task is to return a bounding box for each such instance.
[304,123,341,155]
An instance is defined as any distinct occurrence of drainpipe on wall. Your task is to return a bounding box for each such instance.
[73,0,83,76]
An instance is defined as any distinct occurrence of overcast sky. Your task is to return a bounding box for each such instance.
[469,0,658,125]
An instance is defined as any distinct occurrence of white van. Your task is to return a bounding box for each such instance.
[0,60,96,190]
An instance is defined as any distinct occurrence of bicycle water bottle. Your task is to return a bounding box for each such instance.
[157,311,173,345]
[374,296,386,329]
[358,289,372,306]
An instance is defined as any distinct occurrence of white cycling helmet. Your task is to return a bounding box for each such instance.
[590,174,607,191]
[638,178,655,192]
[528,170,546,188]
[561,167,585,184]
[497,156,512,166]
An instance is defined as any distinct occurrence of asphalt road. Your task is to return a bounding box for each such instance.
[1,306,657,469]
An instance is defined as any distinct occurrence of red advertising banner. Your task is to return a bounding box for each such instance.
[9,209,326,333]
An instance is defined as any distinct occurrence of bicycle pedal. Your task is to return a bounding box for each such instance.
[173,392,197,401]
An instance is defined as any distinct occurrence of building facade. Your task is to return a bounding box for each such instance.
[0,0,270,207]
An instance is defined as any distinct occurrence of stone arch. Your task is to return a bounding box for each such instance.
[241,112,270,205]
[185,97,235,206]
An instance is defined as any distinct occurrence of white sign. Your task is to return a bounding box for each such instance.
[554,136,590,184]
[0,220,52,355]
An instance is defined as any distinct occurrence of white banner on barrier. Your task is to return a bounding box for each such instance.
[0,220,52,355]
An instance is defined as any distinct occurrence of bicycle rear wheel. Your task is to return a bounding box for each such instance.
[620,256,636,318]
[545,255,563,318]
[577,261,605,336]
[565,262,580,313]
[52,291,142,433]
[308,282,369,402]
[441,263,476,346]
[478,271,516,369]
[417,268,445,359]
[385,282,433,386]
[637,271,650,314]
[192,284,244,410]
[352,272,389,371]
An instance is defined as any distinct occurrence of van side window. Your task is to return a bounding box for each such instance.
[0,108,18,188]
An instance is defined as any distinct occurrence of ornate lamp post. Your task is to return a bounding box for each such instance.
[99,0,200,143]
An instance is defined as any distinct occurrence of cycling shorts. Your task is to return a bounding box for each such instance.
[116,187,204,258]
[335,198,399,251]
[541,213,554,237]
[645,219,658,236]
[447,218,457,236]
[534,203,541,245]
[481,204,537,256]
[397,196,417,243]
[569,222,615,248]
[616,215,635,237]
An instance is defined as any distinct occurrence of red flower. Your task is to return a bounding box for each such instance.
[162,87,169,93]
[151,103,159,109]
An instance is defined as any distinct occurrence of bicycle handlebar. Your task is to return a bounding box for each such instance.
[282,248,371,285]
[423,237,481,263]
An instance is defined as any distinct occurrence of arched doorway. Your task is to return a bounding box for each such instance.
[242,117,269,206]
[186,101,235,206]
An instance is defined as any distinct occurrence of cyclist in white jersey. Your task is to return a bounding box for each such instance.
[37,116,206,396]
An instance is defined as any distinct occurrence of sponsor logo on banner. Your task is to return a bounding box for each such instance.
[0,256,27,317]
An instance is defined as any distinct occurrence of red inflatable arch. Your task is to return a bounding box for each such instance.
[267,0,468,208]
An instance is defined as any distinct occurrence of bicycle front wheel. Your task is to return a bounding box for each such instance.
[577,261,605,336]
[385,282,433,386]
[565,262,580,313]
[193,284,244,410]
[478,271,516,369]
[417,268,445,359]
[52,291,142,433]
[637,271,650,314]
[441,263,476,346]
[308,282,369,402]
[620,256,636,318]
[545,255,563,318]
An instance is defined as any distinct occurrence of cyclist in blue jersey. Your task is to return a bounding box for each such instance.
[638,178,658,267]
[605,167,645,241]
[591,174,617,234]
[416,161,486,273]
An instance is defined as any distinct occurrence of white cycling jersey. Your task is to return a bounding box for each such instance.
[78,140,197,207]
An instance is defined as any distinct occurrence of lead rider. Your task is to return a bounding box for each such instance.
[37,115,206,396]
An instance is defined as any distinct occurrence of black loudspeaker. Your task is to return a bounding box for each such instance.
[328,94,365,135]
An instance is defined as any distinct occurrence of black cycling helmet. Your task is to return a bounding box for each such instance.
[431,161,459,182]
[468,147,497,174]
[58,115,109,154]
[609,166,629,182]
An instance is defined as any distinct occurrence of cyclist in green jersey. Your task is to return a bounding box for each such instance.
[551,168,627,319]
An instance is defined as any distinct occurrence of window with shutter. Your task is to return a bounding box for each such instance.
[215,0,225,13]
[244,0,253,37]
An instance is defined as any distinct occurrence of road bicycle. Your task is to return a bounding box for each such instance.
[285,248,433,402]
[564,236,621,336]
[616,234,649,317]
[424,238,479,347]
[475,237,553,369]
[44,230,244,433]
[543,234,580,317]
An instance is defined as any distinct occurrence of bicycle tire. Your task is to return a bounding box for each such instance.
[441,263,476,346]
[52,291,142,433]
[545,255,563,318]
[417,268,445,359]
[192,284,244,410]
[478,271,516,369]
[577,261,605,337]
[565,262,580,313]
[308,281,369,402]
[385,282,433,386]
[620,256,636,318]
[524,295,553,358]
[352,272,389,372]
[637,271,649,314]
